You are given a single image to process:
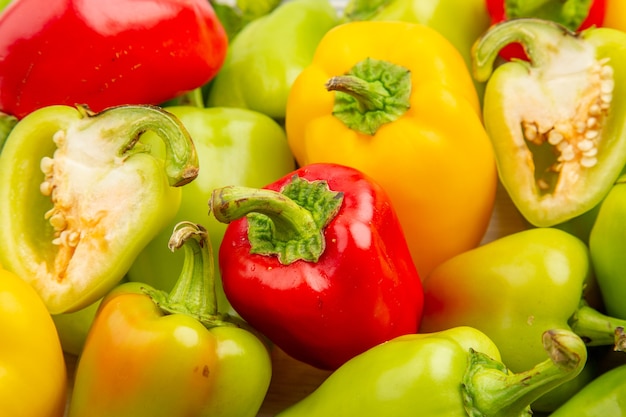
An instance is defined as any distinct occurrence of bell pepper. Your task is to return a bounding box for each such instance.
[68,222,272,417]
[285,20,497,278]
[473,18,626,227]
[0,104,199,314]
[589,173,626,319]
[420,227,626,412]
[52,297,102,356]
[208,0,281,40]
[0,265,67,417]
[603,0,626,31]
[485,0,606,60]
[551,362,626,416]
[343,0,491,98]
[0,0,227,119]
[275,326,587,417]
[209,163,424,370]
[127,102,296,313]
[206,0,338,121]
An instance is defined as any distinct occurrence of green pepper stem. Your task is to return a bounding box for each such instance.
[144,222,238,328]
[78,104,199,186]
[326,75,387,113]
[210,177,343,265]
[167,222,217,317]
[343,0,393,21]
[463,329,587,417]
[472,18,584,82]
[568,301,626,348]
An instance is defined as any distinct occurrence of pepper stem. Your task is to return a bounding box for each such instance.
[463,329,587,417]
[210,175,343,265]
[472,18,586,83]
[326,57,411,136]
[144,222,236,328]
[77,104,199,186]
[568,300,626,348]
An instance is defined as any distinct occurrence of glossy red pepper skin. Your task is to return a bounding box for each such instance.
[212,163,424,370]
[0,0,227,119]
[485,0,606,60]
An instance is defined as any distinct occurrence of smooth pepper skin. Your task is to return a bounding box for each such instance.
[127,105,296,313]
[0,0,227,119]
[286,20,497,278]
[343,0,491,98]
[474,19,626,227]
[206,0,338,120]
[69,223,272,417]
[589,174,626,319]
[551,363,626,416]
[211,163,424,370]
[0,104,199,314]
[275,327,588,417]
[420,227,626,411]
[0,266,67,417]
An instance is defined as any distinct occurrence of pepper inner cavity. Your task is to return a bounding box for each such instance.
[521,58,613,195]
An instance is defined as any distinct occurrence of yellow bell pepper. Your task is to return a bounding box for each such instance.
[285,21,497,278]
[0,265,67,417]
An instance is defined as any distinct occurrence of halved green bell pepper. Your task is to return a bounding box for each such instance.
[474,18,626,227]
[0,104,198,314]
[206,0,338,121]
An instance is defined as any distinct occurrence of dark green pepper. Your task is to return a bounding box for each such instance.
[0,104,198,314]
[473,18,626,227]
[206,0,338,120]
[275,326,587,417]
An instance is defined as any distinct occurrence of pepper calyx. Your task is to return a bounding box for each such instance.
[326,57,411,136]
[210,175,344,264]
[568,300,626,348]
[463,329,586,417]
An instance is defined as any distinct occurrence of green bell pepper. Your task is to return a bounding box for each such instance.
[127,104,295,312]
[206,0,338,121]
[420,227,626,412]
[343,0,491,98]
[589,172,626,319]
[551,362,626,416]
[0,104,198,314]
[275,326,587,417]
[473,18,626,227]
[209,0,281,40]
[69,222,272,417]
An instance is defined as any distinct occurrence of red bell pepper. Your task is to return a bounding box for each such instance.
[486,0,606,60]
[209,163,424,370]
[0,0,228,119]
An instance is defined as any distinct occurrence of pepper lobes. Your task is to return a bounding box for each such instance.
[210,163,424,370]
[68,222,272,417]
[0,0,228,119]
[285,20,497,278]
